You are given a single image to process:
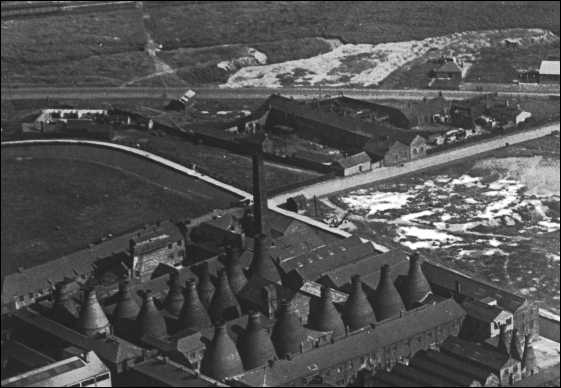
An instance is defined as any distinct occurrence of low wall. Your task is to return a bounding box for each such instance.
[539,309,561,342]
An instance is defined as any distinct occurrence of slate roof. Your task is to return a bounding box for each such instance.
[14,308,143,366]
[320,249,409,292]
[132,357,219,387]
[232,298,465,386]
[390,363,454,386]
[279,237,376,281]
[334,152,371,169]
[421,261,526,313]
[2,220,183,308]
[421,349,496,383]
[440,336,513,373]
[462,300,509,323]
[410,350,479,386]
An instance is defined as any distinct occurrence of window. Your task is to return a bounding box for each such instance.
[168,243,173,249]
[82,378,95,386]
[506,318,512,325]
[177,240,183,246]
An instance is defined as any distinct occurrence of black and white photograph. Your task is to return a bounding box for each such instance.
[1,1,559,387]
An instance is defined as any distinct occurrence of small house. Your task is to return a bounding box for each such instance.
[333,152,372,176]
[434,61,463,81]
[461,298,514,341]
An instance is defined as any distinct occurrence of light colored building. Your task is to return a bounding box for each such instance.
[332,152,372,176]
[1,351,111,387]
[538,59,560,84]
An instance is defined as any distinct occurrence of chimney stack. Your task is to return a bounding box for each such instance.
[497,324,510,356]
[308,286,345,337]
[163,272,185,316]
[201,324,245,380]
[510,328,523,361]
[179,279,212,331]
[225,245,247,295]
[136,290,168,340]
[522,334,537,374]
[249,234,280,283]
[404,253,432,309]
[78,288,111,337]
[271,299,305,358]
[342,275,377,331]
[238,312,277,370]
[208,270,241,324]
[197,262,215,309]
[250,133,268,237]
[373,265,405,321]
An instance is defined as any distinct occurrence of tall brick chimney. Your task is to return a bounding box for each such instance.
[248,131,268,236]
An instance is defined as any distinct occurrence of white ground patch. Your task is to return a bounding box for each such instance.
[341,191,413,216]
[532,336,561,370]
[222,28,558,88]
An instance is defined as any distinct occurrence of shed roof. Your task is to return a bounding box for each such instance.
[440,336,513,373]
[436,61,462,73]
[132,357,219,387]
[334,152,371,169]
[462,299,511,323]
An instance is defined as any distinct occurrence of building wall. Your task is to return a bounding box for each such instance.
[339,161,372,176]
[282,317,464,386]
[539,74,560,84]
[133,240,185,280]
[409,136,427,160]
[513,303,540,341]
[383,141,410,166]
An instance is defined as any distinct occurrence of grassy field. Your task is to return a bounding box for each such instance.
[1,149,238,277]
[2,1,559,86]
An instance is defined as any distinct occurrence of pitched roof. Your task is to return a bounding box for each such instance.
[334,152,371,169]
[440,336,514,373]
[462,300,511,323]
[421,261,526,312]
[410,351,480,386]
[132,356,220,387]
[320,249,409,291]
[279,237,376,281]
[2,220,183,307]
[232,298,465,386]
[539,60,560,76]
[422,349,496,383]
[14,308,143,365]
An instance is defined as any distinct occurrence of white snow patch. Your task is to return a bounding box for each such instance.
[341,191,412,216]
[532,336,560,370]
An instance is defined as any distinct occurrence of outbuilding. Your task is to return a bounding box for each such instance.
[332,152,372,176]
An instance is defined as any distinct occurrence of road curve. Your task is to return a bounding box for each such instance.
[1,138,355,242]
[2,86,559,101]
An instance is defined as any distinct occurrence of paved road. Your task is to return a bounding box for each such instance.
[2,86,559,101]
[270,122,561,205]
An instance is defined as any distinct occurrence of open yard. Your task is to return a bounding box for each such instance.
[1,145,239,278]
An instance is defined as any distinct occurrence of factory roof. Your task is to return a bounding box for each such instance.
[233,298,465,386]
[132,356,222,387]
[320,249,409,291]
[279,236,375,281]
[422,349,497,383]
[462,299,511,323]
[2,220,182,308]
[440,336,515,373]
[2,351,108,388]
[422,260,526,312]
[14,308,143,366]
[410,350,480,386]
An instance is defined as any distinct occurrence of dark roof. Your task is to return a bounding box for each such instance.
[233,298,465,386]
[320,249,409,291]
[462,300,508,322]
[2,220,183,307]
[132,357,219,387]
[440,336,514,373]
[422,349,496,383]
[436,62,462,73]
[279,237,376,281]
[422,261,526,312]
[265,95,418,144]
[390,363,455,386]
[334,152,371,169]
[15,308,143,365]
[410,351,479,386]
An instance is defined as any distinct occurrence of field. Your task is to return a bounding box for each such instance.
[1,145,239,277]
[305,134,561,313]
[2,1,559,86]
